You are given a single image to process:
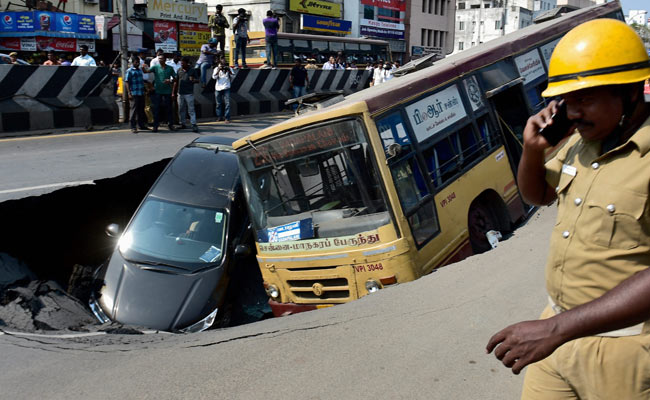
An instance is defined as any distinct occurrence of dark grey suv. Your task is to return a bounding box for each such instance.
[90,136,253,332]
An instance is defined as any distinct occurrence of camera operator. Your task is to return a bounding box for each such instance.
[212,57,234,123]
[233,8,250,69]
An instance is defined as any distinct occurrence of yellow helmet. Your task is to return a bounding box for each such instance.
[542,18,650,98]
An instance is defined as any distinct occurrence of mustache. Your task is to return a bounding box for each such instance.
[571,119,593,127]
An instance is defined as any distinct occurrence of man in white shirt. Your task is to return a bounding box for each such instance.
[212,57,234,123]
[233,8,250,68]
[166,51,182,73]
[71,45,96,66]
[149,49,164,67]
[322,56,336,70]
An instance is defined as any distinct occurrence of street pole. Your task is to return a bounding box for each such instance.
[119,0,130,123]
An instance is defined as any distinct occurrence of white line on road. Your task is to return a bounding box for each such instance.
[0,180,95,195]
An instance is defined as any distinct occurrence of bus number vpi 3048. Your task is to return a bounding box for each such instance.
[354,263,384,273]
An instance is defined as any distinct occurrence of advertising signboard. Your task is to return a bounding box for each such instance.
[360,25,403,39]
[36,36,76,52]
[0,37,20,51]
[300,14,351,35]
[179,22,210,56]
[76,39,95,52]
[1,12,16,32]
[56,13,77,33]
[360,0,406,12]
[514,49,545,84]
[405,84,467,142]
[16,12,35,32]
[34,11,56,31]
[77,15,96,34]
[289,0,341,18]
[154,20,178,52]
[148,0,208,24]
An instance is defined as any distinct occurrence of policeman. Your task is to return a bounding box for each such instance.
[486,19,650,399]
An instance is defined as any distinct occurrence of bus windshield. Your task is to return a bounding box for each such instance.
[238,119,390,240]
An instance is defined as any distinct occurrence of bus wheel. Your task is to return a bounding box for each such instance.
[468,203,501,254]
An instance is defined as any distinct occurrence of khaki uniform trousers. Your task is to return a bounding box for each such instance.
[521,306,650,399]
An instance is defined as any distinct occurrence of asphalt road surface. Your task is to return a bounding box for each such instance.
[0,114,291,202]
[0,206,556,400]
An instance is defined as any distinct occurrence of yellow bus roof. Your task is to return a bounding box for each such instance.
[233,1,621,151]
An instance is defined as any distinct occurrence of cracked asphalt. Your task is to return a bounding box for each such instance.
[0,206,556,400]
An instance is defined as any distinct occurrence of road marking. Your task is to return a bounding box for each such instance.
[0,180,94,194]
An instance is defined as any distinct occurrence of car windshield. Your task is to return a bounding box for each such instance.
[238,118,390,240]
[119,198,227,270]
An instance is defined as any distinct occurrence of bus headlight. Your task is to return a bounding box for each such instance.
[266,284,280,299]
[365,279,381,294]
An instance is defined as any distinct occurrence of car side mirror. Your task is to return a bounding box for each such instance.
[234,244,251,257]
[106,223,121,238]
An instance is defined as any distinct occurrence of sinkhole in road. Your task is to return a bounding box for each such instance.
[0,159,270,333]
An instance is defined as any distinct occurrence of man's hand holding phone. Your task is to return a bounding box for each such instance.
[524,100,575,152]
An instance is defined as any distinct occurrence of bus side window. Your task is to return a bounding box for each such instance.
[425,138,459,188]
[456,124,481,166]
[377,112,411,157]
[477,115,499,151]
[391,158,428,211]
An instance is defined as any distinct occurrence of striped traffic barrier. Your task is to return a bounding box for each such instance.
[0,65,117,132]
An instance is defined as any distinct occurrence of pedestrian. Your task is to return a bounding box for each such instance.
[289,58,309,109]
[111,62,121,96]
[322,56,336,70]
[136,48,148,68]
[381,63,393,82]
[71,45,96,66]
[233,8,250,69]
[372,62,383,86]
[59,55,71,66]
[174,57,200,132]
[197,37,219,87]
[42,51,59,65]
[208,4,229,53]
[213,57,233,123]
[486,19,650,399]
[305,58,318,70]
[263,10,279,69]
[149,53,177,132]
[8,52,20,64]
[124,56,151,134]
[149,49,165,67]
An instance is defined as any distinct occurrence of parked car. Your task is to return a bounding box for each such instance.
[89,136,254,333]
[0,53,30,65]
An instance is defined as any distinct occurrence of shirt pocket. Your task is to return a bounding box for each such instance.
[554,170,575,226]
[582,186,646,250]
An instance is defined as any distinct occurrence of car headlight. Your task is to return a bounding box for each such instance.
[365,279,381,294]
[89,295,111,324]
[265,284,280,299]
[180,307,219,333]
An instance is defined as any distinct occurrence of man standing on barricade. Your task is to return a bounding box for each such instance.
[233,8,250,69]
[486,19,650,399]
[289,58,309,110]
[149,53,177,132]
[209,4,229,54]
[263,10,279,69]
[174,57,199,132]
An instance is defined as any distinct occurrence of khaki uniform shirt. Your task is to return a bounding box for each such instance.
[545,115,650,311]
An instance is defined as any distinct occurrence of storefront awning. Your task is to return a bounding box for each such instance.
[0,31,99,39]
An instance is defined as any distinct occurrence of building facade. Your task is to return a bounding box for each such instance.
[626,10,649,26]
[407,0,456,61]
[453,0,532,54]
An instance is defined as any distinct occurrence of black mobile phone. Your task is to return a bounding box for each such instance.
[539,101,573,146]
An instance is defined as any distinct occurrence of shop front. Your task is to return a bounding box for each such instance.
[0,11,97,63]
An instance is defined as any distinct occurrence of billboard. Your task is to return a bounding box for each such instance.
[300,14,351,35]
[147,0,208,24]
[154,20,177,53]
[179,22,210,56]
[289,0,341,18]
[0,11,95,34]
[361,0,406,12]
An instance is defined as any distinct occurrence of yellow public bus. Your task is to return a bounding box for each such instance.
[230,32,391,68]
[233,2,624,317]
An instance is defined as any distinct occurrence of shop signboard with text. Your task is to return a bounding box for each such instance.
[289,0,341,18]
[0,11,95,34]
[36,37,76,52]
[148,0,208,24]
[154,20,178,53]
[179,22,210,56]
[360,0,406,12]
[56,13,77,33]
[300,14,351,35]
[360,19,404,39]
